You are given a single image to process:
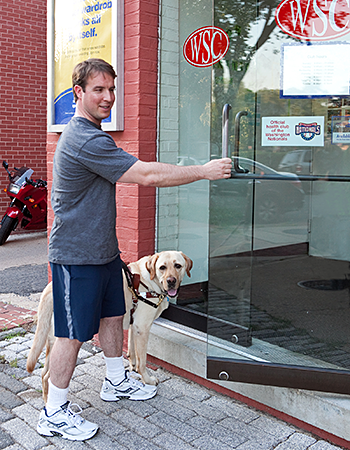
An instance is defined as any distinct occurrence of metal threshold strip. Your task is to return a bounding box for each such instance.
[230,171,350,182]
[155,317,268,363]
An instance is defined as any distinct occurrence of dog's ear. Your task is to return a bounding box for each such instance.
[146,254,159,280]
[181,252,193,277]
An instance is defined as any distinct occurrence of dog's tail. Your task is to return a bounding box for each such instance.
[26,282,54,373]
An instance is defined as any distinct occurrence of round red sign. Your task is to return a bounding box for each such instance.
[275,0,350,40]
[183,26,230,67]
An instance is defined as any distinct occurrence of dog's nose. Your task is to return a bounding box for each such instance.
[167,277,177,288]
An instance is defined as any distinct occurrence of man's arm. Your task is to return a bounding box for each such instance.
[118,158,232,187]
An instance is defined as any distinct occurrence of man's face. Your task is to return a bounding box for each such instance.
[74,71,115,125]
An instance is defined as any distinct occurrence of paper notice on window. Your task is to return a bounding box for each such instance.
[281,43,350,97]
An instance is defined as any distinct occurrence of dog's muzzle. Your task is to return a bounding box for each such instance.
[166,277,179,298]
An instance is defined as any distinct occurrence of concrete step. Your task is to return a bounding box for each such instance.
[148,317,350,445]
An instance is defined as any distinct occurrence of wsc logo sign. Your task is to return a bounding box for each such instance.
[275,0,350,40]
[183,26,230,67]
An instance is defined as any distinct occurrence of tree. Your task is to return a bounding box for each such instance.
[211,0,280,154]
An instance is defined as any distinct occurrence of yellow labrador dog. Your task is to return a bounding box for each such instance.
[26,251,193,403]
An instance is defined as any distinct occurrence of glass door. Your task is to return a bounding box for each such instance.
[207,0,350,393]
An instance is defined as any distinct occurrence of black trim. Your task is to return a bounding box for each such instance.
[161,304,207,333]
[231,172,350,182]
[210,242,308,259]
[161,305,252,346]
[207,357,350,394]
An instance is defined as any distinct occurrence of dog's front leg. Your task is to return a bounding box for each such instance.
[42,367,50,405]
[127,325,136,373]
[133,323,158,386]
[42,332,55,404]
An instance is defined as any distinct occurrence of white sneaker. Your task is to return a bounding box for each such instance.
[100,370,158,401]
[37,401,99,441]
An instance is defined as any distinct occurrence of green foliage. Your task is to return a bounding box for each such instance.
[210,0,280,157]
[9,359,18,368]
[4,331,25,341]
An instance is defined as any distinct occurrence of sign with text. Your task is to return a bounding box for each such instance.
[48,0,124,132]
[183,26,229,67]
[280,42,350,98]
[332,116,350,144]
[275,0,350,41]
[281,43,350,98]
[262,117,324,146]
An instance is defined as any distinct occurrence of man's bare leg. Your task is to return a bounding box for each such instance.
[98,316,124,357]
[98,316,125,384]
[49,337,83,388]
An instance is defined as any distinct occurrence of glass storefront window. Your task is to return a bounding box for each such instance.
[158,0,350,392]
[158,0,212,286]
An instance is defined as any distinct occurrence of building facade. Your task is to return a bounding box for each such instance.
[45,0,350,447]
[0,0,47,217]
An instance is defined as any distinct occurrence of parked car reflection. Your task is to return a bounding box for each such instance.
[277,150,311,175]
[177,156,206,166]
[211,158,305,224]
[277,149,312,193]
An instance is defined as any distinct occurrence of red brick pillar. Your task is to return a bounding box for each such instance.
[46,0,160,265]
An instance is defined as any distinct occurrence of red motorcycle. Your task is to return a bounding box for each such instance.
[0,161,47,245]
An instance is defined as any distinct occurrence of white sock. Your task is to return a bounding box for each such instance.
[104,354,125,385]
[46,379,69,416]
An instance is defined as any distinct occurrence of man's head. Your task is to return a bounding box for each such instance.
[72,58,116,103]
[72,59,116,126]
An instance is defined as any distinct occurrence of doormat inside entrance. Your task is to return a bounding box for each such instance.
[298,279,350,290]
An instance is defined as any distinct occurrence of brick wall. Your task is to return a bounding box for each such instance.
[115,0,159,262]
[0,0,47,218]
[47,0,160,264]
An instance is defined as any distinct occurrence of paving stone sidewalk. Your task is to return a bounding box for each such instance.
[0,327,345,450]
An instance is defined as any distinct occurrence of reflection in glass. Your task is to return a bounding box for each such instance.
[157,0,350,376]
[208,0,350,374]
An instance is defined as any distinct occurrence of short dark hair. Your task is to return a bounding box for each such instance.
[72,58,116,102]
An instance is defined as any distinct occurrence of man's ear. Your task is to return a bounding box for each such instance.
[74,85,83,101]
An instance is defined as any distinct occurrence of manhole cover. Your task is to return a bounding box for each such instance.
[298,279,349,291]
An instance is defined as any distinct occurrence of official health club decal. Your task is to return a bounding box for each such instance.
[183,26,230,67]
[275,0,350,40]
[261,117,324,146]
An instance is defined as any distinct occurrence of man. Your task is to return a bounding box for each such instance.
[37,58,232,441]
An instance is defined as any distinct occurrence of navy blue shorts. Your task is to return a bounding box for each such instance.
[50,256,126,342]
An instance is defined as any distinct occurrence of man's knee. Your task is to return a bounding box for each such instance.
[100,315,124,326]
[53,337,83,355]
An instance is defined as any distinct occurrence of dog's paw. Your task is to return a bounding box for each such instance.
[142,374,159,386]
[128,361,137,372]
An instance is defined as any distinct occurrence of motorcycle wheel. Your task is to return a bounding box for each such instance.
[0,215,18,246]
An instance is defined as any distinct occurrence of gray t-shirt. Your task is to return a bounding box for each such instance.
[48,117,138,265]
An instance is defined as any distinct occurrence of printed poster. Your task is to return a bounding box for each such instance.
[50,0,123,131]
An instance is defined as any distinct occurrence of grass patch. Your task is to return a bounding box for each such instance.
[9,359,18,368]
[3,331,25,341]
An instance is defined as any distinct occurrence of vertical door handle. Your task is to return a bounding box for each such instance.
[234,111,249,173]
[222,104,232,158]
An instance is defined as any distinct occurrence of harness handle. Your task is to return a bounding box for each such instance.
[121,259,167,325]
